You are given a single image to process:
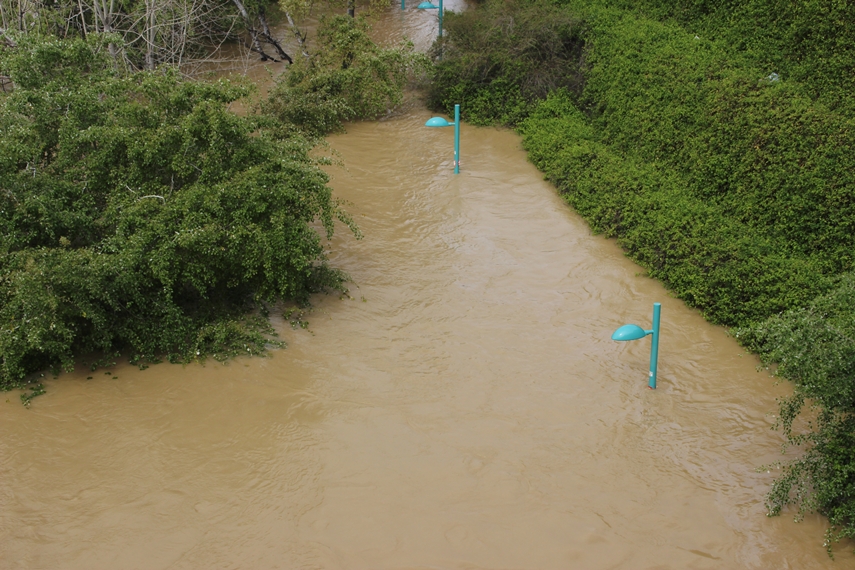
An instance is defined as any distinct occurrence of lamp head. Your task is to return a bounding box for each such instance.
[425,117,452,127]
[611,324,650,341]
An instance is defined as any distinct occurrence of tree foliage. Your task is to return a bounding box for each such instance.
[0,35,356,397]
[737,275,855,554]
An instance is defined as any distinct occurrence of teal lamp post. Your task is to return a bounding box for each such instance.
[425,104,460,174]
[417,0,443,40]
[612,302,661,389]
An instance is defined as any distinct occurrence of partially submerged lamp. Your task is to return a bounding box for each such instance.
[425,104,460,174]
[612,303,661,389]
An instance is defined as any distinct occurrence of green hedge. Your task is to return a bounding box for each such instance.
[597,0,855,107]
[520,90,831,326]
[578,10,855,275]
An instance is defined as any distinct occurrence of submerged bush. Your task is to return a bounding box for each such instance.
[0,36,357,397]
[263,15,427,137]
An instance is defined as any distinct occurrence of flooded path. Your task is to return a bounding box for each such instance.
[2,5,853,569]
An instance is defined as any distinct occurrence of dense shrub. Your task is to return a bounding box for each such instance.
[0,36,357,398]
[427,0,586,126]
[599,0,855,107]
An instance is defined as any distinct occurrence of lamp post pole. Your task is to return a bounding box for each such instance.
[453,103,460,174]
[648,302,661,389]
[611,302,662,389]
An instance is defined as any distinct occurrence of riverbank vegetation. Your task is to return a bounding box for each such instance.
[428,0,855,554]
[0,5,421,402]
[0,35,356,398]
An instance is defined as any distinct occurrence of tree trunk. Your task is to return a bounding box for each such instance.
[258,7,292,64]
[231,0,274,61]
[144,0,155,70]
[92,0,118,62]
[76,0,87,38]
[284,10,309,58]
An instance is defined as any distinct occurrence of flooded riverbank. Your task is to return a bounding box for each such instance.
[2,3,852,568]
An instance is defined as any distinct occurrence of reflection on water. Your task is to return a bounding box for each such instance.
[1,3,852,569]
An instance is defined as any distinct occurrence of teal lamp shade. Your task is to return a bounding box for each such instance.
[418,1,438,7]
[426,117,451,127]
[611,324,649,341]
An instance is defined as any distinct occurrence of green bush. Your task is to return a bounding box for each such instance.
[579,10,855,274]
[263,15,427,137]
[0,36,357,397]
[600,0,855,107]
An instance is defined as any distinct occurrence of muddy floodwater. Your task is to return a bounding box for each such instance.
[2,4,854,569]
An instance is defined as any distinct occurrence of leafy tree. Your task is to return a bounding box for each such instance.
[0,35,357,399]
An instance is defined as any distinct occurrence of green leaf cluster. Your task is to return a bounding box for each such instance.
[0,35,355,393]
[519,90,830,326]
[599,0,855,109]
[578,10,855,277]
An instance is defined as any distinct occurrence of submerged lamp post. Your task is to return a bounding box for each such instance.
[417,0,444,41]
[425,103,460,174]
[611,302,661,389]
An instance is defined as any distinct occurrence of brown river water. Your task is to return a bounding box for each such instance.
[2,4,853,569]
